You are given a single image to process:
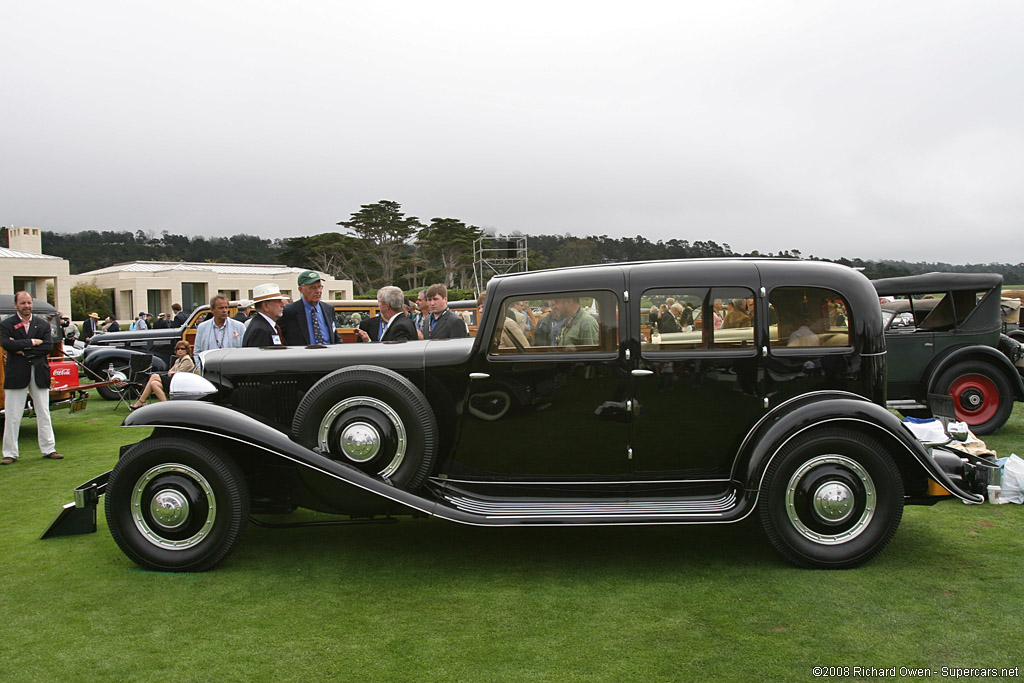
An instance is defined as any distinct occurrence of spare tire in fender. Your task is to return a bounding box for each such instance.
[291,365,436,491]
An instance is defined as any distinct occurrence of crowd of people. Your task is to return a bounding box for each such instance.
[647,297,755,337]
[1,270,481,465]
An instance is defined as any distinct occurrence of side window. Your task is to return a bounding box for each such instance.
[769,287,852,348]
[335,308,375,328]
[488,291,618,355]
[642,287,756,352]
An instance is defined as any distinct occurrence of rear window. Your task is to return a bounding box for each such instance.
[768,287,851,348]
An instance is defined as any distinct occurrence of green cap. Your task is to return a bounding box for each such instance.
[297,270,323,286]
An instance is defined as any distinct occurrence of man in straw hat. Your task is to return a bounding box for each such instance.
[243,284,290,347]
[83,312,100,343]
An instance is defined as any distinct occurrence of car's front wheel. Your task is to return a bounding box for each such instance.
[105,437,249,572]
[758,428,904,569]
[934,361,1013,435]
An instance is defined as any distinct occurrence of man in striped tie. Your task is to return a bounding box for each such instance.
[281,270,341,346]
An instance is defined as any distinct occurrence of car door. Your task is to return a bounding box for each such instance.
[451,278,631,487]
[883,305,936,399]
[626,261,765,486]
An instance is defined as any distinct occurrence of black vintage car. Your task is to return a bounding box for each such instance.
[47,260,993,571]
[873,273,1024,435]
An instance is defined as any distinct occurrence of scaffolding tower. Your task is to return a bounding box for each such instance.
[473,235,528,294]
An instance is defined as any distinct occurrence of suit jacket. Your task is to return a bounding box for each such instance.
[172,311,187,327]
[359,312,417,342]
[82,317,99,341]
[243,314,284,347]
[1,313,54,389]
[280,300,340,346]
[426,309,469,340]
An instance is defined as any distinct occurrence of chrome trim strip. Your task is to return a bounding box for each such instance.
[444,491,737,518]
[437,476,732,486]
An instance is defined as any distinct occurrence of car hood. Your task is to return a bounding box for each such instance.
[199,337,475,379]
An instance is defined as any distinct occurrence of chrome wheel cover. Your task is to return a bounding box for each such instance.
[785,454,875,545]
[131,463,216,550]
[317,396,406,478]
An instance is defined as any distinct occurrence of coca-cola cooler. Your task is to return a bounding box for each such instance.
[50,360,79,390]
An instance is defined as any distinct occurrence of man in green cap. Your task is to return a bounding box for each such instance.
[280,270,341,346]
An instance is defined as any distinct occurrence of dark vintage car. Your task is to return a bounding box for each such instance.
[46,260,994,571]
[0,295,88,426]
[873,273,1024,435]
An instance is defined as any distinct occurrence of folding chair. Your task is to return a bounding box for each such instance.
[113,352,155,411]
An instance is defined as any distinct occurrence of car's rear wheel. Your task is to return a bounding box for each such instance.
[105,437,249,572]
[292,365,436,491]
[934,361,1013,435]
[758,428,904,569]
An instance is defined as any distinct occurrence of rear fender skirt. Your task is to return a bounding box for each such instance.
[734,393,983,504]
[926,345,1024,401]
[121,402,486,523]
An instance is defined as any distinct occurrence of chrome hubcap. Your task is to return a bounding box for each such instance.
[150,489,190,529]
[339,421,380,462]
[785,454,875,545]
[131,463,216,550]
[318,396,406,478]
[811,482,854,523]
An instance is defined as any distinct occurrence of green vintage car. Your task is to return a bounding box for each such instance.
[874,273,1024,434]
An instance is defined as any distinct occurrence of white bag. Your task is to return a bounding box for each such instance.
[997,454,1024,504]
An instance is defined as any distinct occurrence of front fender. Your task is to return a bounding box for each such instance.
[734,392,983,504]
[122,401,445,517]
[927,345,1024,401]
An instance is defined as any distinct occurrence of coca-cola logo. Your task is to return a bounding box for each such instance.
[52,368,73,376]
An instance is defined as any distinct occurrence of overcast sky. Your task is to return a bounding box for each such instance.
[3,1,1022,264]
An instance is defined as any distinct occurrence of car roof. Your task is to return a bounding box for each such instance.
[872,272,1003,296]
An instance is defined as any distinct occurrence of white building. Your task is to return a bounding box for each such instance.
[72,261,353,321]
[0,227,72,314]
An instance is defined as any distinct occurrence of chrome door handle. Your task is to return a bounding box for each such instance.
[469,372,490,379]
[631,369,654,377]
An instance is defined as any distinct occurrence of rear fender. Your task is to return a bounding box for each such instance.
[926,345,1024,401]
[734,392,984,504]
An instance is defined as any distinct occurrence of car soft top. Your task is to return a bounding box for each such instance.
[872,272,1003,296]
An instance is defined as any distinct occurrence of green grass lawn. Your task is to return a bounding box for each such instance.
[1,391,1022,681]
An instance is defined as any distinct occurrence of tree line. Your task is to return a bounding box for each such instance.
[24,202,1024,297]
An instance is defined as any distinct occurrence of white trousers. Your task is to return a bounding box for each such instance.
[3,382,56,460]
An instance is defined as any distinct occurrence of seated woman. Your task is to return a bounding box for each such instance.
[130,341,195,409]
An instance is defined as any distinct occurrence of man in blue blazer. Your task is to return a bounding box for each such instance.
[280,270,340,346]
[1,292,63,464]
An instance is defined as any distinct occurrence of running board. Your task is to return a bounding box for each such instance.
[441,490,738,521]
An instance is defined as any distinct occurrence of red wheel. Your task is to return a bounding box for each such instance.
[949,374,999,423]
[935,362,1013,435]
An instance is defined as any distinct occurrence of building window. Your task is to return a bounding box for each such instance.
[181,283,207,311]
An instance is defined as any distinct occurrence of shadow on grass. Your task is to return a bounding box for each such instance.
[235,513,780,578]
